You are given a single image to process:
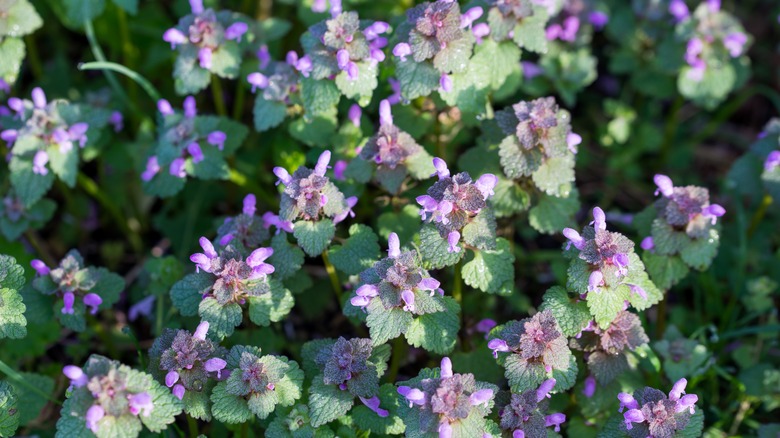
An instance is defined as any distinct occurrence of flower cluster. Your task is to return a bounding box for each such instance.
[397,357,495,437]
[148,321,228,406]
[61,355,181,436]
[417,158,497,253]
[570,310,649,385]
[142,97,228,183]
[545,0,609,43]
[618,379,699,437]
[392,0,477,93]
[214,194,272,252]
[163,0,249,92]
[485,0,538,44]
[215,346,303,421]
[275,150,354,224]
[356,100,432,193]
[30,250,123,330]
[351,232,443,315]
[298,10,389,81]
[189,236,275,305]
[678,1,750,82]
[497,378,567,437]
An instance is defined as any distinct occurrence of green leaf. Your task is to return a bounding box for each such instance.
[189,145,230,181]
[91,267,124,309]
[198,298,242,340]
[253,96,288,132]
[499,136,543,178]
[139,377,183,433]
[9,157,55,208]
[461,207,497,251]
[643,253,689,291]
[0,288,26,339]
[531,155,576,197]
[433,32,473,74]
[182,389,212,421]
[0,37,24,85]
[308,377,354,428]
[462,238,514,295]
[0,0,43,37]
[210,42,241,79]
[302,77,341,117]
[170,272,213,316]
[540,286,591,337]
[210,382,252,424]
[0,381,18,438]
[173,46,211,95]
[247,278,294,326]
[676,410,704,438]
[405,296,460,354]
[529,190,579,235]
[376,204,420,244]
[335,62,378,104]
[288,111,337,147]
[512,6,549,53]
[395,58,440,100]
[110,0,138,14]
[365,299,413,347]
[293,220,336,257]
[0,255,24,293]
[678,60,736,110]
[587,284,630,328]
[247,391,278,419]
[328,224,381,276]
[351,383,405,435]
[63,0,106,23]
[194,115,249,155]
[679,228,719,270]
[651,219,689,256]
[418,224,464,269]
[142,168,186,198]
[504,354,547,393]
[269,232,305,280]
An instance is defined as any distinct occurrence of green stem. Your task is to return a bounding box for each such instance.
[321,250,343,306]
[23,35,43,80]
[155,293,165,337]
[83,20,131,108]
[77,172,143,254]
[186,414,199,437]
[453,259,463,306]
[747,194,772,238]
[78,61,161,103]
[660,95,683,167]
[387,337,407,383]
[0,360,61,405]
[656,295,667,338]
[232,76,247,121]
[121,326,146,369]
[211,75,228,116]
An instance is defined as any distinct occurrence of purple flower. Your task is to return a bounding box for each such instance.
[31,87,46,109]
[522,61,544,80]
[387,78,402,105]
[706,0,720,13]
[669,0,690,22]
[447,230,461,253]
[359,396,389,417]
[295,55,313,77]
[31,259,50,276]
[560,16,580,41]
[172,384,186,400]
[157,99,174,116]
[204,358,228,378]
[617,392,638,412]
[640,236,654,251]
[165,370,180,388]
[764,151,780,171]
[32,150,49,175]
[418,277,442,296]
[257,45,270,69]
[653,174,674,197]
[590,207,606,231]
[187,142,204,163]
[398,386,426,407]
[7,97,24,116]
[348,104,362,127]
[193,321,209,340]
[312,0,327,13]
[0,129,17,144]
[546,23,562,41]
[62,291,75,314]
[170,158,187,178]
[439,74,453,92]
[676,394,698,414]
[225,22,248,42]
[702,203,725,224]
[488,338,510,358]
[589,11,608,30]
[623,408,645,430]
[545,413,566,432]
[401,289,415,312]
[247,247,275,278]
[207,131,226,150]
[475,174,498,199]
[262,212,294,233]
[472,23,490,43]
[129,295,156,321]
[724,32,747,57]
[190,237,218,273]
[567,132,582,154]
[128,392,153,417]
[183,96,197,118]
[439,421,453,438]
[198,47,213,69]
[315,150,331,176]
[536,378,556,401]
[247,73,269,93]
[627,284,647,300]
[387,232,401,258]
[440,357,453,378]
[612,253,629,277]
[273,167,292,186]
[85,405,105,433]
[432,157,450,179]
[562,228,585,250]
[583,375,596,398]
[379,99,393,127]
[469,388,493,406]
[393,43,412,61]
[333,196,358,224]
[460,7,483,28]
[68,123,89,148]
[83,293,102,315]
[475,319,496,338]
[109,111,123,132]
[163,28,188,49]
[351,284,379,310]
[243,194,256,216]
[63,365,88,388]
[364,21,390,41]
[329,0,342,17]
[141,156,161,181]
[189,0,204,14]
[587,270,603,293]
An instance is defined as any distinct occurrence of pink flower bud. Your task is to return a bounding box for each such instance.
[63,365,88,387]
[359,396,389,417]
[173,384,185,400]
[583,375,596,398]
[439,74,453,92]
[83,293,102,315]
[193,321,209,340]
[653,174,674,197]
[588,270,603,293]
[31,259,50,276]
[31,87,46,109]
[401,289,415,312]
[141,156,160,181]
[198,47,213,69]
[393,43,411,61]
[469,388,493,406]
[640,236,654,251]
[165,370,179,387]
[225,22,248,42]
[545,413,566,432]
[315,150,331,176]
[475,174,497,199]
[440,357,452,378]
[273,167,291,186]
[447,231,461,253]
[157,99,174,116]
[85,405,105,432]
[387,232,400,258]
[432,157,450,179]
[163,28,188,49]
[536,378,556,401]
[62,291,75,314]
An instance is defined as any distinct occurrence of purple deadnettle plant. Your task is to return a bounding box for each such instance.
[58,355,181,437]
[496,378,567,437]
[617,378,699,437]
[147,321,228,419]
[397,357,497,437]
[163,0,252,94]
